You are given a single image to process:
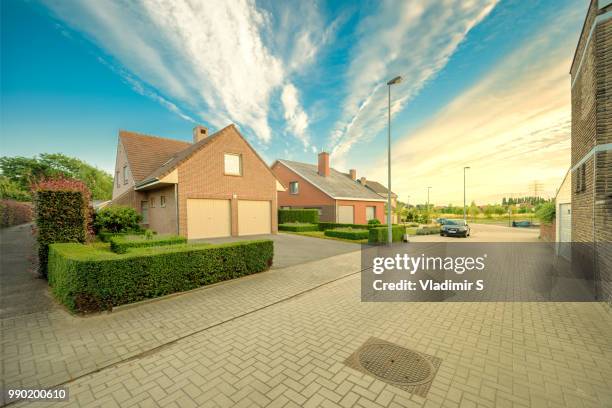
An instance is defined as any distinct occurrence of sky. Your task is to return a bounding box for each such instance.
[0,0,589,205]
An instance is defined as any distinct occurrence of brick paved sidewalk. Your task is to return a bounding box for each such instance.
[11,274,612,408]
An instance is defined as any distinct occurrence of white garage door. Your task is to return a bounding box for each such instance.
[338,205,354,224]
[238,200,271,236]
[558,203,571,260]
[186,199,231,239]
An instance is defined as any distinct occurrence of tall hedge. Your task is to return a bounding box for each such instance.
[33,179,91,277]
[279,209,319,224]
[368,226,406,244]
[48,240,273,313]
[0,199,33,228]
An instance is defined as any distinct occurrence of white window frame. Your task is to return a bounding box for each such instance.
[224,153,242,176]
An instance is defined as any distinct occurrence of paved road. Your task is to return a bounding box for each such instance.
[198,232,360,269]
[409,223,540,243]
[0,223,56,318]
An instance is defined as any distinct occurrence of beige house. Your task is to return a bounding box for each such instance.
[555,169,571,259]
[111,124,280,239]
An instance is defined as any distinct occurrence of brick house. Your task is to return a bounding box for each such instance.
[271,152,386,224]
[362,179,399,223]
[111,124,280,239]
[570,0,612,301]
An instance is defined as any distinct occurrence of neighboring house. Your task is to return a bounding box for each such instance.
[111,124,280,239]
[272,152,386,224]
[570,0,611,301]
[555,169,571,260]
[361,179,399,223]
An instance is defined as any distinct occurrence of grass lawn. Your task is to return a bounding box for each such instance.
[281,230,368,244]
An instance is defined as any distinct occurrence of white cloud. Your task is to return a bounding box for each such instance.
[281,83,310,148]
[363,5,583,205]
[43,0,321,144]
[330,0,498,167]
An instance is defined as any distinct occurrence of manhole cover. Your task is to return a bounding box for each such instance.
[345,337,441,397]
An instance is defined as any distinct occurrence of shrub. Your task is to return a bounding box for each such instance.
[33,178,91,277]
[324,228,369,240]
[367,219,381,225]
[535,201,555,225]
[98,230,145,242]
[94,205,142,233]
[318,222,399,231]
[0,199,33,228]
[278,209,319,224]
[368,226,406,244]
[48,240,274,313]
[109,235,186,254]
[416,226,440,235]
[278,223,319,232]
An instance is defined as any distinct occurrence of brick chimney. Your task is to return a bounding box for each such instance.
[349,169,357,180]
[360,177,367,186]
[193,125,208,143]
[318,152,330,177]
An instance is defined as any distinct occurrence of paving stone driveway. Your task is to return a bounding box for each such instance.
[2,225,612,407]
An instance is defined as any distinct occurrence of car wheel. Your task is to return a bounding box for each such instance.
[440,233,444,236]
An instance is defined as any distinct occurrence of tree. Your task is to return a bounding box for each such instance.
[0,153,113,200]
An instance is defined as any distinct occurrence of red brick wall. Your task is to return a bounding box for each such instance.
[336,199,385,224]
[272,162,336,222]
[177,125,277,237]
[539,220,555,243]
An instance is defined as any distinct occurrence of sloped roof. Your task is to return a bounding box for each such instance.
[364,180,397,197]
[277,160,385,201]
[119,131,190,183]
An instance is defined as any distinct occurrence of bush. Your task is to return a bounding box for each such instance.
[48,240,274,313]
[279,209,319,224]
[416,226,440,235]
[278,223,319,232]
[109,235,186,254]
[535,201,555,224]
[318,222,399,231]
[94,205,142,233]
[367,219,381,225]
[0,199,33,228]
[368,226,406,244]
[98,230,145,242]
[33,178,91,277]
[324,228,369,240]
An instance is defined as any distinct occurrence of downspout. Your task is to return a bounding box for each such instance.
[174,184,180,236]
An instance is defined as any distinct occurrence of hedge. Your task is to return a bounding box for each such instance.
[318,222,399,231]
[0,199,33,228]
[98,230,145,242]
[109,235,186,254]
[324,228,369,240]
[416,226,440,235]
[278,223,319,232]
[368,226,406,244]
[33,179,91,277]
[278,209,319,224]
[48,240,274,313]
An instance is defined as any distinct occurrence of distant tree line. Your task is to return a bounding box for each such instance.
[0,153,113,201]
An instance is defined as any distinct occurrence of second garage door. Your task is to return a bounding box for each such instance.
[186,199,231,239]
[338,205,354,224]
[238,200,271,236]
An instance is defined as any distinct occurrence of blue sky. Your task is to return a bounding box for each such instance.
[1,0,588,205]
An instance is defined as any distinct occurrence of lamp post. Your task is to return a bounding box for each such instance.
[463,166,470,221]
[427,186,432,223]
[386,76,402,243]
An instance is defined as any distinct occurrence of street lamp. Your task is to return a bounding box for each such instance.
[386,75,402,243]
[427,186,432,223]
[463,166,470,221]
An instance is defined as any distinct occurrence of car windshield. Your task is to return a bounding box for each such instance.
[446,220,466,226]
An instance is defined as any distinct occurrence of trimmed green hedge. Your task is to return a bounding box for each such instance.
[48,240,274,313]
[324,228,369,240]
[278,223,319,232]
[109,235,186,254]
[368,226,406,244]
[279,209,319,224]
[318,222,399,231]
[98,230,145,242]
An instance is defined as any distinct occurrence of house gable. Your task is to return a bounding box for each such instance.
[112,139,135,200]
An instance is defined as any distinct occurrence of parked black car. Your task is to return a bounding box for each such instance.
[440,219,470,237]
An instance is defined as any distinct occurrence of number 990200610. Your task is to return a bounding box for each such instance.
[4,388,69,402]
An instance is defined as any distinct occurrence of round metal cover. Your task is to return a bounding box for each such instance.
[357,342,434,386]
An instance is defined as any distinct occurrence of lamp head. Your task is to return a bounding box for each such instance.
[387,76,402,85]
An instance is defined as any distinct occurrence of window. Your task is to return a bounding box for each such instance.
[575,163,587,193]
[150,196,155,208]
[123,165,128,185]
[160,196,166,208]
[116,171,120,188]
[224,153,242,175]
[290,181,299,194]
[141,201,149,224]
[366,206,376,221]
